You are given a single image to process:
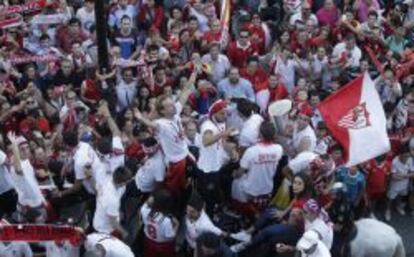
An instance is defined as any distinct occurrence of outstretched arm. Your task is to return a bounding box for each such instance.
[99,101,121,137]
[133,108,159,132]
[178,71,197,107]
[7,132,23,175]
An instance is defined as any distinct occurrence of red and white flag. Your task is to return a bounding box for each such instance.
[318,73,390,167]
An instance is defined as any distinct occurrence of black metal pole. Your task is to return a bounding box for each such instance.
[94,0,109,72]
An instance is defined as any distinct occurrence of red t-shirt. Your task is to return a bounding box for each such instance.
[239,68,268,93]
[227,41,258,68]
[365,159,391,198]
[243,23,266,55]
[291,196,310,209]
[269,83,289,101]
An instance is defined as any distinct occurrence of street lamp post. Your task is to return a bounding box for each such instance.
[94,0,109,72]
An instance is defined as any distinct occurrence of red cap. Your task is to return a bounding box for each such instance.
[209,99,227,117]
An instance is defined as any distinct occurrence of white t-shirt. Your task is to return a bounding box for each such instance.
[274,59,297,92]
[332,42,362,68]
[239,114,264,148]
[155,102,189,163]
[0,242,33,257]
[140,202,177,243]
[289,12,319,29]
[85,233,134,257]
[135,151,166,193]
[292,125,317,153]
[299,241,331,257]
[185,210,222,249]
[94,136,126,189]
[288,151,318,174]
[239,143,283,196]
[389,156,414,192]
[75,7,95,30]
[73,142,100,194]
[10,159,45,207]
[305,218,334,250]
[197,119,227,173]
[93,179,125,234]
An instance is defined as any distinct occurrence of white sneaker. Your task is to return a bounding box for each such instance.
[397,205,406,216]
[231,231,252,243]
[230,242,249,253]
[385,209,391,221]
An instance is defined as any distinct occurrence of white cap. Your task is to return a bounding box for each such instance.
[297,230,319,251]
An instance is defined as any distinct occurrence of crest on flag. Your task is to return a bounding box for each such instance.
[338,102,371,130]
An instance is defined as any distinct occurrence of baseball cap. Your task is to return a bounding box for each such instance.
[297,230,319,251]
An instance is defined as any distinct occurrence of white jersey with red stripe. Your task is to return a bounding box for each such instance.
[155,102,189,163]
[140,203,177,243]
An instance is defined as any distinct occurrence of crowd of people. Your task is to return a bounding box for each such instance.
[0,0,414,256]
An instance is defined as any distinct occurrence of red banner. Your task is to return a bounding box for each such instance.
[0,16,23,29]
[0,224,84,246]
[0,0,46,16]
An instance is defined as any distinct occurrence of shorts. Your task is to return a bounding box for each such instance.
[387,187,408,200]
[165,155,195,196]
[144,237,175,257]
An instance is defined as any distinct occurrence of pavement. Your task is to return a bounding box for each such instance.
[379,211,414,257]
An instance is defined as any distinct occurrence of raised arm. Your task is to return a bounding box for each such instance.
[99,101,121,137]
[133,108,159,131]
[7,132,23,175]
[178,71,197,107]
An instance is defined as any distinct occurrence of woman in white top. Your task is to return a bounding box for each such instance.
[140,189,179,257]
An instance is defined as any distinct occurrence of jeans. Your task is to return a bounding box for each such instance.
[254,207,278,230]
[251,208,301,248]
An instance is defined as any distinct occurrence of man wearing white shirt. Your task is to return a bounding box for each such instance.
[7,133,46,222]
[75,0,96,30]
[292,112,317,154]
[85,233,134,257]
[0,242,33,257]
[332,34,362,69]
[185,193,225,249]
[95,102,126,186]
[116,68,138,112]
[237,99,264,149]
[201,43,231,84]
[108,0,137,30]
[135,137,166,193]
[197,100,235,213]
[289,1,318,30]
[134,71,196,196]
[59,130,100,197]
[232,122,283,213]
[93,166,131,238]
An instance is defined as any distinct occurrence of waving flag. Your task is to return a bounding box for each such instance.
[317,73,390,167]
[219,0,231,48]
